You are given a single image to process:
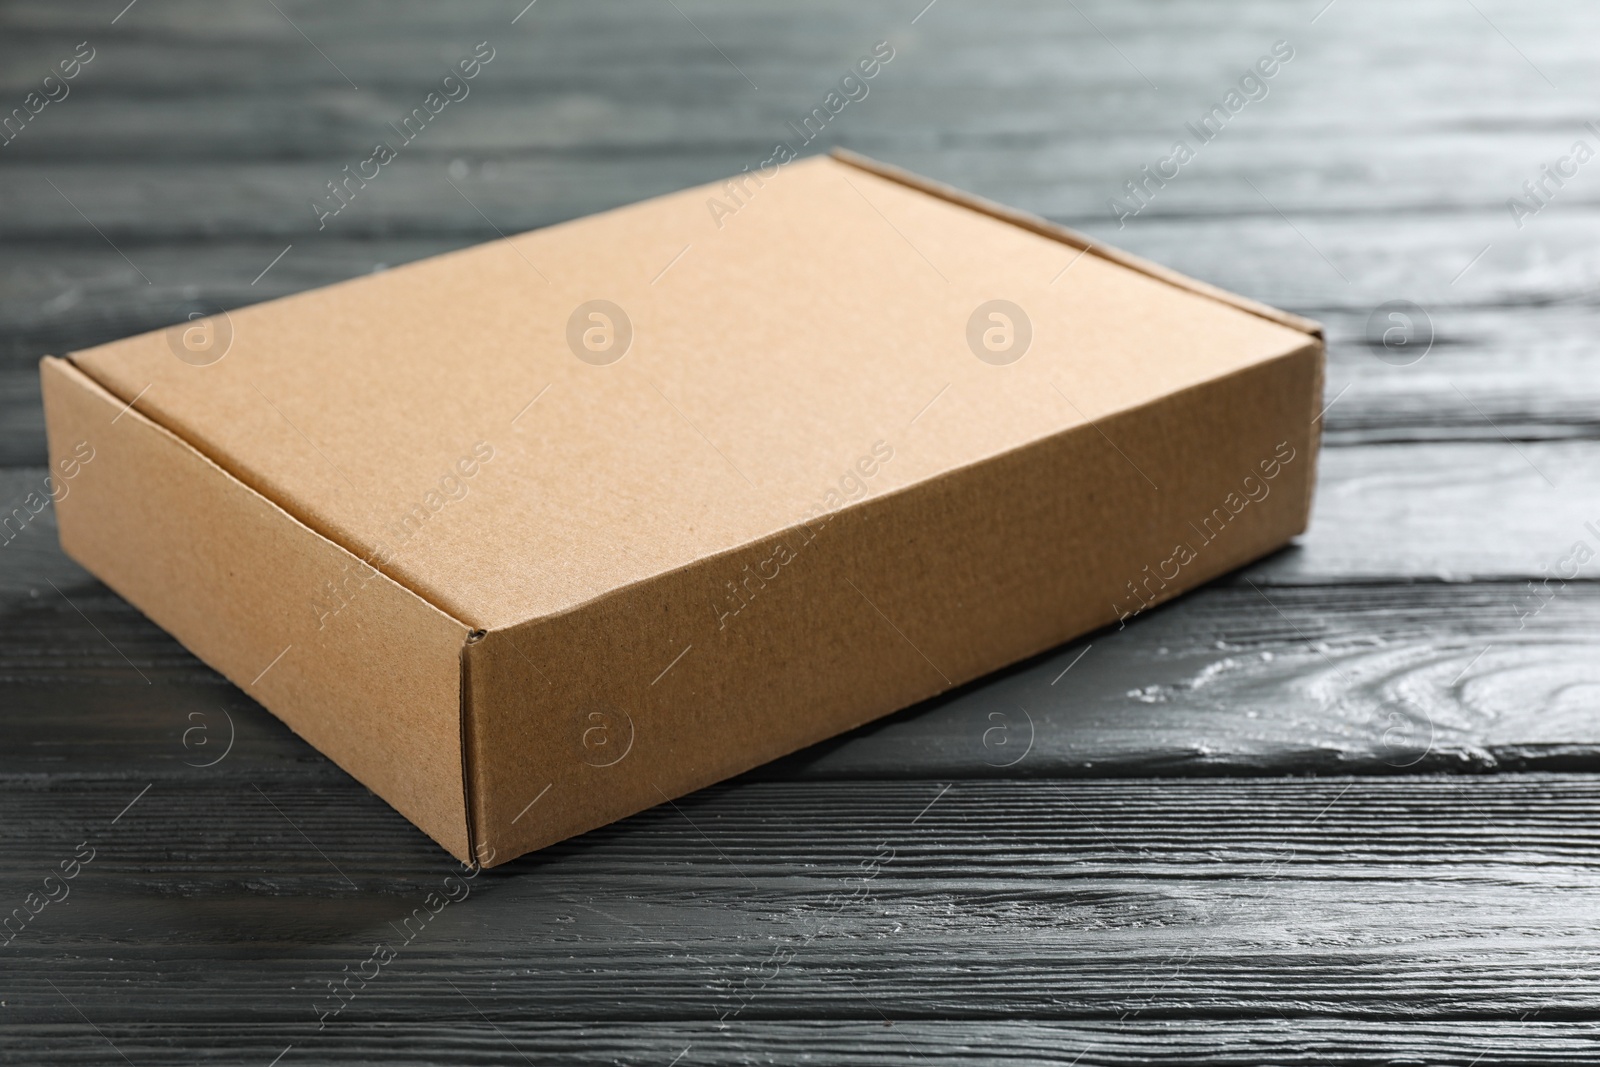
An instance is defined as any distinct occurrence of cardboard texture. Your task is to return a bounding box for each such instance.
[40,152,1324,866]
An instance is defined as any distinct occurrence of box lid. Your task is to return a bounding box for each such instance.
[66,152,1318,632]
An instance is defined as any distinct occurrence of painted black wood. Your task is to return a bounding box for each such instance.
[7,777,1600,1064]
[2,0,1596,1064]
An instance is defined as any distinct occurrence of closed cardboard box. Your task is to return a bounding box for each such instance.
[40,151,1323,866]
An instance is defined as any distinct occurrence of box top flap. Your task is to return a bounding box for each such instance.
[67,153,1318,631]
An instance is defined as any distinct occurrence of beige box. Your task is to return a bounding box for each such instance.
[40,151,1323,866]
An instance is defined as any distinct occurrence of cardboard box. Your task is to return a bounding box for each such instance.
[40,151,1323,866]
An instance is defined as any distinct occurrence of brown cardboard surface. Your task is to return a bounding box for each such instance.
[40,357,473,858]
[465,348,1320,861]
[44,152,1324,865]
[830,148,1325,339]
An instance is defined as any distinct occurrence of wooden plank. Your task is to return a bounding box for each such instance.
[1319,306,1600,446]
[1,0,1593,175]
[792,579,1600,779]
[1,0,1590,260]
[3,1020,1599,1066]
[1256,440,1593,583]
[4,776,1600,1035]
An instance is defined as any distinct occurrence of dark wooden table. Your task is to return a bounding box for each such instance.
[5,1,1599,1063]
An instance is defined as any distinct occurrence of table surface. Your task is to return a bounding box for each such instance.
[4,1,1599,1063]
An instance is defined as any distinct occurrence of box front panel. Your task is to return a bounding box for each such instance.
[465,344,1322,864]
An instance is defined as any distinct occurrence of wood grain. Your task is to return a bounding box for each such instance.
[2,1,1594,1062]
[7,1021,1600,1066]
[4,776,1600,1054]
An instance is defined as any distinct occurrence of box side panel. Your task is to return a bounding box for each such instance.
[40,357,473,860]
[466,343,1322,864]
